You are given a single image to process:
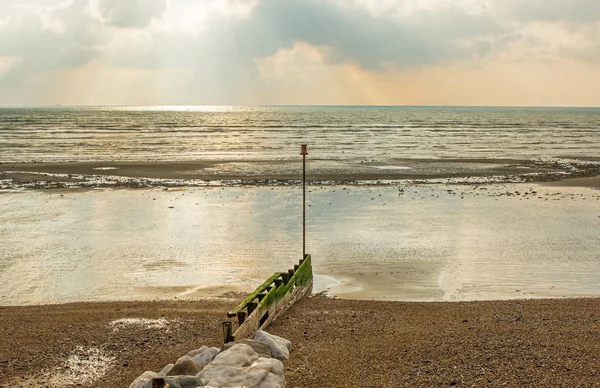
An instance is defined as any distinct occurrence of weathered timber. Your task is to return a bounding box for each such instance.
[224,254,313,342]
[227,272,285,317]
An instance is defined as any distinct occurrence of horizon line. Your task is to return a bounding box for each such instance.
[1,104,600,109]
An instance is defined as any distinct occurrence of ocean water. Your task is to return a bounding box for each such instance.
[1,184,599,305]
[1,106,599,165]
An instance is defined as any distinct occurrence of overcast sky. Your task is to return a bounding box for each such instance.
[0,0,599,106]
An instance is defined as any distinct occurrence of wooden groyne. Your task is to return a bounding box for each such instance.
[223,254,313,342]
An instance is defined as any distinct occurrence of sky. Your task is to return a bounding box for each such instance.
[0,0,599,106]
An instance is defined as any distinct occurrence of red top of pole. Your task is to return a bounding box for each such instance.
[300,144,308,156]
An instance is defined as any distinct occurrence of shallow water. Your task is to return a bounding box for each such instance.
[1,184,599,305]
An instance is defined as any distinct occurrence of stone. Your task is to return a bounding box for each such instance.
[197,364,244,386]
[198,364,266,388]
[162,376,202,388]
[254,330,292,361]
[175,355,193,365]
[128,371,159,388]
[191,347,220,366]
[158,363,174,376]
[211,344,259,367]
[258,372,286,388]
[167,359,202,376]
[186,345,208,358]
[223,339,272,359]
[250,357,284,377]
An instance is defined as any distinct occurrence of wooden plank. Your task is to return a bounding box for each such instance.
[227,272,285,317]
[259,279,313,330]
[229,255,313,341]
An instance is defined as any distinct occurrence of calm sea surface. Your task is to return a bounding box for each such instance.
[1,106,599,164]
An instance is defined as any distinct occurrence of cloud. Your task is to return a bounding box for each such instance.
[252,41,600,106]
[95,0,167,28]
[0,1,106,88]
[229,0,507,70]
[0,0,599,105]
[503,0,600,24]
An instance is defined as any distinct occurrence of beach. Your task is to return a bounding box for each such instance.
[1,106,600,386]
[2,297,600,387]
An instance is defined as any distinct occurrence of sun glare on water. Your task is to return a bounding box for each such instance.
[117,105,242,112]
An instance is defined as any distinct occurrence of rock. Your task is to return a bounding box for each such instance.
[254,330,292,361]
[211,343,259,367]
[167,359,202,376]
[198,364,267,388]
[175,355,194,365]
[191,347,220,366]
[223,339,272,359]
[186,345,208,358]
[197,358,285,388]
[128,371,159,388]
[258,372,286,388]
[251,358,286,388]
[197,364,244,385]
[250,357,284,377]
[162,376,202,388]
[158,363,174,377]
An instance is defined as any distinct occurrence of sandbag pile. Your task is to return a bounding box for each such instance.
[129,330,292,388]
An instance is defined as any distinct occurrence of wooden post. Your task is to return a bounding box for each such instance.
[301,144,308,259]
[237,311,246,325]
[222,321,234,343]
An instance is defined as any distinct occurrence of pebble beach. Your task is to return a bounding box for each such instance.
[2,297,600,387]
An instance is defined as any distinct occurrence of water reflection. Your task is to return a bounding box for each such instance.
[0,184,599,305]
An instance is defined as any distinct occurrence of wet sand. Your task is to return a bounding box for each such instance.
[2,158,597,188]
[545,174,600,188]
[2,297,600,387]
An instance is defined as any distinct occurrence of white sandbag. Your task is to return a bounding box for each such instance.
[158,363,174,376]
[175,355,193,365]
[163,375,202,388]
[168,358,202,376]
[191,347,220,366]
[211,343,259,367]
[199,364,267,387]
[128,371,159,388]
[197,364,244,385]
[249,357,284,377]
[253,331,292,361]
[258,372,286,388]
[186,345,209,358]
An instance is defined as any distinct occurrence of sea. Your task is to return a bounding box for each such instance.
[1,105,599,164]
[1,106,600,306]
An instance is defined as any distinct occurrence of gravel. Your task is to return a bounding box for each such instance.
[1,297,599,387]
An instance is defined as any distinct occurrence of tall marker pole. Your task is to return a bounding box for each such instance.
[300,144,308,259]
